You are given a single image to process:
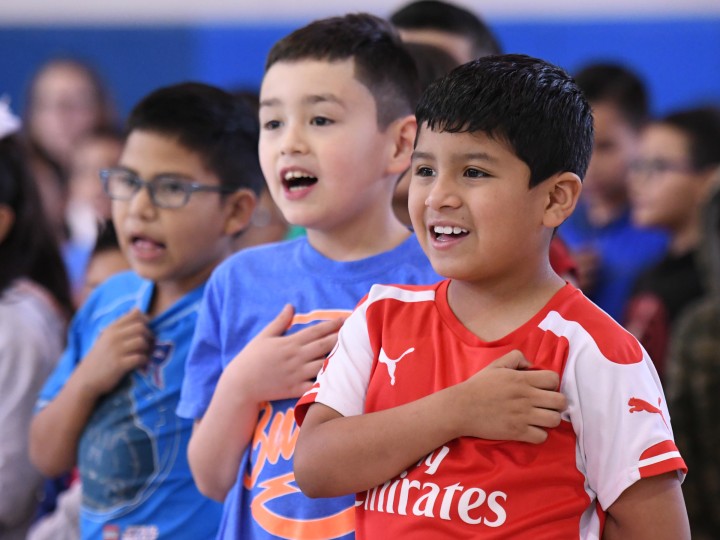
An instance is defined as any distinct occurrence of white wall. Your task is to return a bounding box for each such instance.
[2,0,720,25]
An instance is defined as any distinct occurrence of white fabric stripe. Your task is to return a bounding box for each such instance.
[639,451,682,468]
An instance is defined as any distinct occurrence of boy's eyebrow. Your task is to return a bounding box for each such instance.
[259,94,345,109]
[303,93,345,107]
[412,151,499,163]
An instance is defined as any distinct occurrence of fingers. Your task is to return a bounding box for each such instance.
[294,317,345,343]
[258,304,295,337]
[490,350,532,370]
[522,369,560,391]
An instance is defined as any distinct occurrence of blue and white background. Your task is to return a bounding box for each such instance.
[1,0,719,118]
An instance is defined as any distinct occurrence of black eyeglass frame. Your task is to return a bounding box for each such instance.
[99,167,238,209]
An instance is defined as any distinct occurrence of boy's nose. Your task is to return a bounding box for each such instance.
[280,123,308,155]
[425,175,461,210]
[126,183,158,218]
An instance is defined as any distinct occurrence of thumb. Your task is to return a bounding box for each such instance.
[258,304,295,337]
[491,350,532,370]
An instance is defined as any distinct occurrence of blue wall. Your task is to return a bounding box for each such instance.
[2,17,719,120]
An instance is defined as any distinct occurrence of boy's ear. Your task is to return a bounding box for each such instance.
[542,172,582,228]
[222,189,257,237]
[0,204,15,244]
[384,115,418,176]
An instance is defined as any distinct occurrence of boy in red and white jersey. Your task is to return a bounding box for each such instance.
[294,54,689,539]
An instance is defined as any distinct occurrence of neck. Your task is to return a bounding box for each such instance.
[669,219,700,257]
[447,261,565,342]
[305,206,411,262]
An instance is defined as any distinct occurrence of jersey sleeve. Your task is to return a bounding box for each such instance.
[176,271,227,420]
[553,313,687,510]
[295,293,374,426]
[35,310,86,412]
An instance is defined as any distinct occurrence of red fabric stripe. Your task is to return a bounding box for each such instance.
[640,440,678,460]
[639,457,687,478]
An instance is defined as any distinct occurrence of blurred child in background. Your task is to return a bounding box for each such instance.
[560,63,669,320]
[0,100,72,540]
[625,105,720,379]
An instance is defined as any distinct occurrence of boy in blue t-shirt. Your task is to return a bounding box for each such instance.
[177,13,567,540]
[29,83,263,539]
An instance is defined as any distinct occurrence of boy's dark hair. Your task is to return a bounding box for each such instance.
[416,54,594,187]
[92,219,121,257]
[390,0,502,58]
[265,13,420,129]
[660,106,720,171]
[574,63,649,131]
[126,82,263,195]
[0,134,73,316]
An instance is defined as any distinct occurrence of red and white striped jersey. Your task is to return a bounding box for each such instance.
[296,280,686,539]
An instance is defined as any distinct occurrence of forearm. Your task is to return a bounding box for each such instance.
[187,374,261,501]
[29,372,100,477]
[295,388,460,499]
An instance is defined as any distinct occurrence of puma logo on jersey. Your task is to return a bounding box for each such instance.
[628,397,667,427]
[378,347,415,386]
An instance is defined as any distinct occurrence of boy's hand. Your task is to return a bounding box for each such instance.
[224,304,345,404]
[450,350,567,444]
[75,308,153,398]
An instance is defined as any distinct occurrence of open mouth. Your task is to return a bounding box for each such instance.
[131,235,166,251]
[432,225,469,241]
[283,170,318,192]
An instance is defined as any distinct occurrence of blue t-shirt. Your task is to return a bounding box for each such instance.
[177,235,440,540]
[559,203,668,321]
[37,271,223,540]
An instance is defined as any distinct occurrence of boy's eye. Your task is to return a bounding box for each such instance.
[415,166,435,177]
[464,168,488,178]
[156,178,187,195]
[119,172,141,189]
[310,116,333,126]
[263,120,281,130]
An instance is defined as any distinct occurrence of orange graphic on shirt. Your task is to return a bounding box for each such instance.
[251,472,355,540]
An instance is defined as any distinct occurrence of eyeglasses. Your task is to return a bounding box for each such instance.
[100,168,237,209]
[628,159,696,178]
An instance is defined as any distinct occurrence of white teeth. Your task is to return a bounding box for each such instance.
[284,170,312,180]
[432,225,468,235]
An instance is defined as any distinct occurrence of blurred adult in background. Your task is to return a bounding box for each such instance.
[560,63,669,320]
[390,0,501,64]
[23,58,118,245]
[666,176,720,540]
[0,100,72,540]
[625,106,720,379]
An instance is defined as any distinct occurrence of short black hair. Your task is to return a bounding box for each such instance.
[390,0,502,58]
[574,63,649,131]
[265,13,420,129]
[416,54,594,187]
[660,106,720,171]
[126,82,264,195]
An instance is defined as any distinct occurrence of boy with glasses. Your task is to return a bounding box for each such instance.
[29,82,262,539]
[625,106,720,379]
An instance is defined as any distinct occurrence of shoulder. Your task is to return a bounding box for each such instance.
[362,282,440,311]
[0,281,65,339]
[213,238,304,280]
[541,286,645,365]
[79,270,146,322]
